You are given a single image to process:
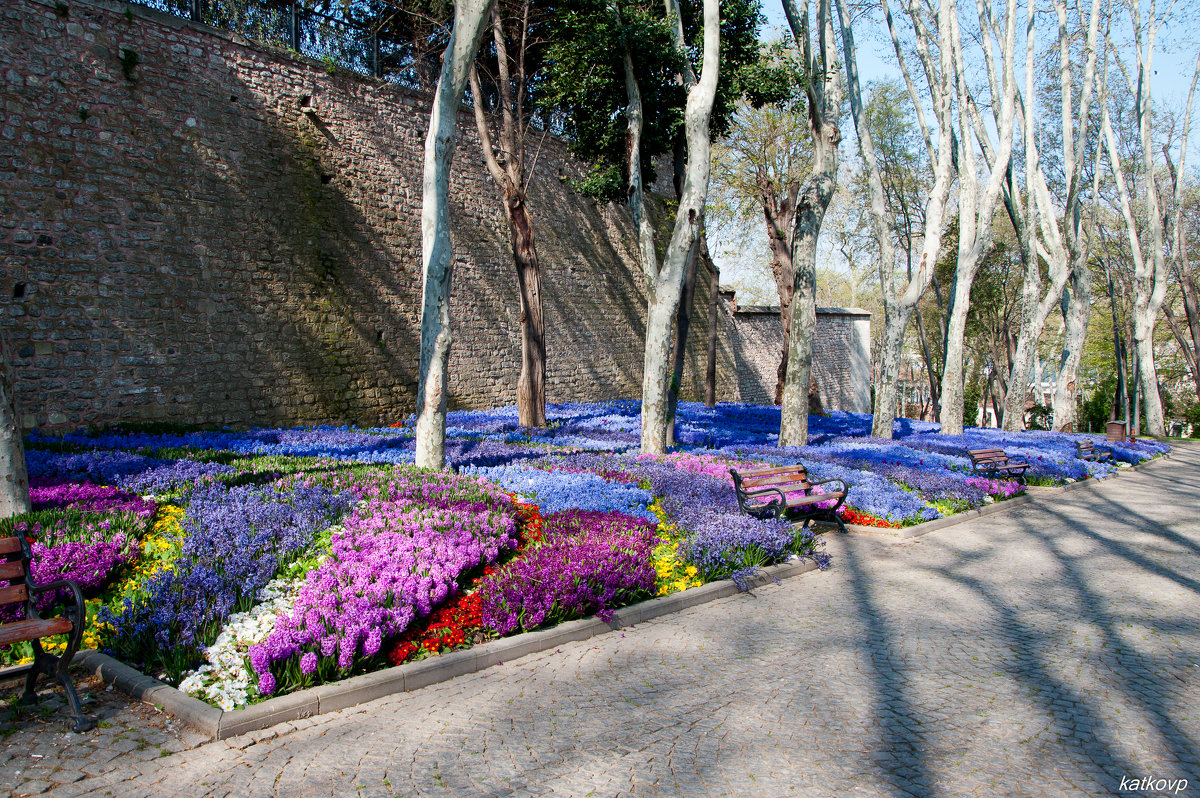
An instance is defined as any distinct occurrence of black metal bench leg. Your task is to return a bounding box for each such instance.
[57,670,94,733]
[20,666,39,706]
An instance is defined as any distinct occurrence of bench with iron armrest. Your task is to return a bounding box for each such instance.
[1076,440,1113,463]
[730,464,849,534]
[0,534,94,732]
[967,448,1030,483]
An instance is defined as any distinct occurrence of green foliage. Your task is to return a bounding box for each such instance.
[1080,374,1116,432]
[964,365,983,425]
[541,0,765,198]
[1026,404,1051,431]
[1183,402,1200,438]
[541,0,682,189]
[738,40,804,110]
[570,164,626,202]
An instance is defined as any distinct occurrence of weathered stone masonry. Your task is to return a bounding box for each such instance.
[720,295,872,414]
[0,0,867,430]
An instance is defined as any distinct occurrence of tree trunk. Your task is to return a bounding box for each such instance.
[1001,326,1035,431]
[507,193,547,428]
[989,367,1005,428]
[1104,266,1129,424]
[779,220,820,445]
[415,0,494,470]
[1131,350,1141,436]
[778,0,842,447]
[1133,308,1163,435]
[873,306,914,439]
[844,0,956,440]
[1051,266,1090,431]
[940,0,1018,436]
[763,203,797,405]
[1176,250,1200,402]
[665,232,702,446]
[940,272,974,435]
[0,328,30,519]
[637,0,720,455]
[467,15,549,431]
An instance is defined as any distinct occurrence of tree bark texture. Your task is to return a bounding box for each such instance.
[1051,269,1090,431]
[415,0,495,471]
[665,231,702,446]
[1162,51,1200,402]
[846,0,956,439]
[874,305,916,437]
[779,0,842,447]
[0,327,30,519]
[468,9,548,430]
[636,0,720,455]
[761,191,798,405]
[938,0,1018,435]
[508,195,548,427]
[1100,90,1167,436]
[1106,268,1130,424]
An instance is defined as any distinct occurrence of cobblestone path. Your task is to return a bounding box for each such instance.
[4,445,1199,797]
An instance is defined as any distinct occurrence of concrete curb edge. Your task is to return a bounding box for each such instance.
[75,558,821,741]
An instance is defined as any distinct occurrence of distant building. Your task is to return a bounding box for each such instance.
[717,291,872,412]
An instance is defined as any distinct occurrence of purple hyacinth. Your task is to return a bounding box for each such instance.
[478,510,659,636]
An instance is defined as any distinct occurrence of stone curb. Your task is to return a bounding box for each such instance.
[831,450,1171,541]
[75,558,820,741]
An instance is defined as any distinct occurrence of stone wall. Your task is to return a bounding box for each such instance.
[0,0,746,430]
[0,0,866,430]
[720,296,872,413]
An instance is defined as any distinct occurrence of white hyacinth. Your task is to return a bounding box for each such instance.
[178,575,306,711]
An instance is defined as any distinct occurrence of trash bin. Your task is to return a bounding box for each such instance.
[1106,420,1127,442]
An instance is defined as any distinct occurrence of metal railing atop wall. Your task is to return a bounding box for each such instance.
[132,0,390,80]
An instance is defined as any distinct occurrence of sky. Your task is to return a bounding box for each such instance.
[710,1,1200,306]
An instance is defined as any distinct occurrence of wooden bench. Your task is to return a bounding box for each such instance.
[967,448,1030,483]
[1076,440,1112,462]
[1,534,93,731]
[730,464,849,533]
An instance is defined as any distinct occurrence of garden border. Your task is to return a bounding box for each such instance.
[832,450,1173,540]
[68,557,821,741]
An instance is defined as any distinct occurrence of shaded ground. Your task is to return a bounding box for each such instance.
[3,444,1198,797]
[0,670,207,793]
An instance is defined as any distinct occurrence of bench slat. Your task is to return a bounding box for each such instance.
[742,473,812,489]
[784,491,842,507]
[0,560,24,580]
[0,617,73,647]
[0,582,29,606]
[739,465,809,478]
[0,537,22,556]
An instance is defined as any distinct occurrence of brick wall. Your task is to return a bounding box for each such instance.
[0,0,865,430]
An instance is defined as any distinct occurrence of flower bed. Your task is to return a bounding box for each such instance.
[3,402,1167,710]
[477,509,659,634]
